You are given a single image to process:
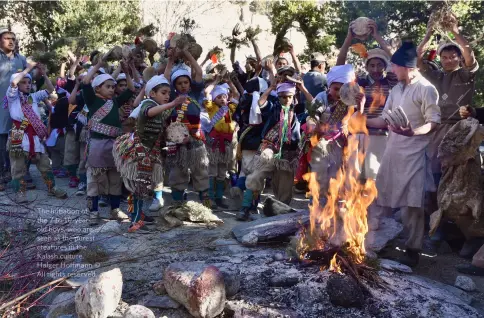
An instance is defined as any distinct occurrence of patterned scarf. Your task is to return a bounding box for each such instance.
[274,105,293,159]
[206,105,229,132]
[20,94,48,140]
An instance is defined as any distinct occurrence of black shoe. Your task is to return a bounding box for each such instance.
[141,213,155,224]
[294,181,308,194]
[459,238,483,259]
[455,263,484,276]
[236,207,251,221]
[214,199,229,209]
[398,249,420,267]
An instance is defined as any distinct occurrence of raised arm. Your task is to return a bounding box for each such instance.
[164,53,175,84]
[83,59,103,85]
[417,22,433,70]
[133,86,146,108]
[120,60,135,92]
[111,63,122,80]
[258,80,277,107]
[227,78,240,101]
[450,15,476,68]
[69,78,80,105]
[11,61,37,88]
[67,55,80,80]
[59,62,67,79]
[336,22,354,66]
[251,39,262,64]
[39,64,55,94]
[147,95,186,118]
[181,49,202,83]
[129,60,141,85]
[297,82,313,103]
[368,20,393,57]
[289,46,302,74]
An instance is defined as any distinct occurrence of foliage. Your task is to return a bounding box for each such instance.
[267,0,484,104]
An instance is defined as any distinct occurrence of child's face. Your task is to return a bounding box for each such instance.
[278,92,294,106]
[18,78,31,94]
[175,76,191,95]
[214,94,228,107]
[276,58,288,70]
[115,80,127,95]
[96,80,116,99]
[328,82,343,101]
[150,85,171,105]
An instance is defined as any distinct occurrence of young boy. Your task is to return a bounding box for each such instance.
[6,62,67,202]
[204,78,240,209]
[164,48,211,207]
[82,58,135,224]
[114,75,186,232]
[236,81,302,221]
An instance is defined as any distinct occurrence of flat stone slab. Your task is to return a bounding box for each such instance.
[365,217,403,252]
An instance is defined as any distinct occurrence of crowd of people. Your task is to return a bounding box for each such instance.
[0,14,483,274]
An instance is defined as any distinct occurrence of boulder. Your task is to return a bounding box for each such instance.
[326,274,365,309]
[75,268,123,318]
[365,217,403,252]
[47,292,76,318]
[232,211,310,246]
[152,281,167,295]
[163,262,226,318]
[455,276,476,292]
[269,269,302,287]
[262,197,296,216]
[144,295,180,309]
[123,305,155,318]
[220,268,241,297]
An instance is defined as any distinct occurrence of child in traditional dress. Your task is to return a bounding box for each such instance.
[5,62,67,202]
[114,75,186,232]
[82,59,135,224]
[236,81,302,221]
[164,48,211,207]
[203,78,240,209]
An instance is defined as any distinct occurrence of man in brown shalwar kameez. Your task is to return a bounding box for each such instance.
[365,42,441,267]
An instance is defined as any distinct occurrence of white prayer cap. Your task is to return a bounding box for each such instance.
[91,74,116,88]
[9,72,32,84]
[116,73,127,81]
[88,66,106,74]
[211,85,229,100]
[171,68,191,84]
[145,75,170,96]
[327,64,355,87]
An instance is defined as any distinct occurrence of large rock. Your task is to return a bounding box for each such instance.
[232,211,309,246]
[455,276,476,292]
[262,197,297,216]
[163,262,226,318]
[220,268,241,297]
[380,259,412,273]
[123,305,155,318]
[269,268,302,287]
[47,292,76,318]
[75,268,123,318]
[326,274,365,309]
[365,217,403,252]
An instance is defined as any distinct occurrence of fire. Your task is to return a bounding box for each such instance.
[368,86,386,115]
[329,254,341,273]
[299,106,378,271]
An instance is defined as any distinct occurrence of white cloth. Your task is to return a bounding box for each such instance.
[92,74,116,88]
[145,75,169,96]
[249,78,269,125]
[327,64,355,87]
[46,128,66,147]
[129,104,142,119]
[171,68,191,84]
[9,72,32,84]
[116,73,127,81]
[88,66,106,74]
[376,74,441,208]
[6,86,49,153]
[211,85,228,100]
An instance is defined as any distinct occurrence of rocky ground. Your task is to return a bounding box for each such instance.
[0,168,483,318]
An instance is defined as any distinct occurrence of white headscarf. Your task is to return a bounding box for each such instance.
[211,85,229,100]
[91,74,116,88]
[9,72,32,84]
[145,75,170,97]
[249,78,269,125]
[171,68,191,84]
[116,73,127,81]
[327,64,355,87]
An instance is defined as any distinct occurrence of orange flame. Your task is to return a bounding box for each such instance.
[368,86,386,115]
[351,43,368,59]
[299,105,378,270]
[329,254,341,273]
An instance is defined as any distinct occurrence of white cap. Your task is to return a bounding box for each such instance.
[145,75,170,96]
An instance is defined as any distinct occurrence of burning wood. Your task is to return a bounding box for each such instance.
[297,107,385,288]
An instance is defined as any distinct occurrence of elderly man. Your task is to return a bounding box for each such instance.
[0,27,26,191]
[417,16,479,257]
[366,42,441,267]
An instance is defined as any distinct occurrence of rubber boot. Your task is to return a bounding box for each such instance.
[110,195,128,220]
[236,189,253,221]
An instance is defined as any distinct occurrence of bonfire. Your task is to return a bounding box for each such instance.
[297,106,386,290]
